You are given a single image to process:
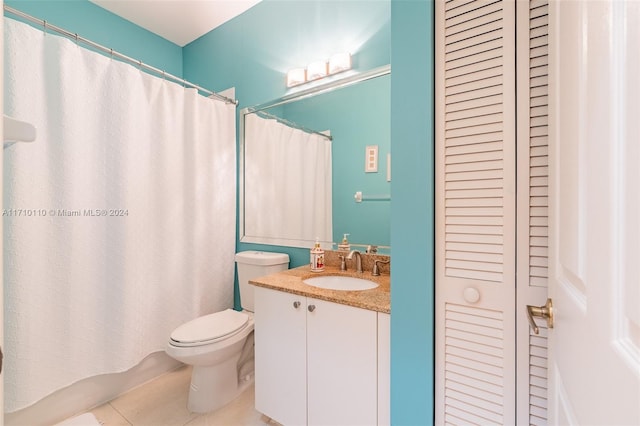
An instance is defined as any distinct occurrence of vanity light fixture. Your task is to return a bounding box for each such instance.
[329,52,352,75]
[307,60,328,81]
[286,53,352,88]
[286,68,307,88]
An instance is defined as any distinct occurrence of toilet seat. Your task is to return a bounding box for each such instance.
[169,309,250,347]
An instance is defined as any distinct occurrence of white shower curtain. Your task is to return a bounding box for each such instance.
[244,113,332,247]
[3,18,236,412]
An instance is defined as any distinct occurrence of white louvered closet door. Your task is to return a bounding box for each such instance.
[435,0,517,425]
[516,1,549,425]
[437,0,553,425]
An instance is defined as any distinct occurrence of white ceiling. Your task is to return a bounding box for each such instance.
[90,0,262,47]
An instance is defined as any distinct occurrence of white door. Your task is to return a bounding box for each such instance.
[1,2,5,420]
[548,0,640,424]
[435,0,517,423]
[516,1,551,424]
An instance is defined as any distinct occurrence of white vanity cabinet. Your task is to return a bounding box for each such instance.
[254,286,381,426]
[377,312,390,426]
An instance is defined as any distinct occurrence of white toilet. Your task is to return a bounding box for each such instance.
[166,250,289,413]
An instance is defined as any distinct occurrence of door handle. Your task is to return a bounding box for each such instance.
[526,298,554,334]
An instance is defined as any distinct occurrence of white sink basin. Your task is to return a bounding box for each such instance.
[303,275,379,291]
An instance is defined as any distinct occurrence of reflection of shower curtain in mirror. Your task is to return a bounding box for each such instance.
[245,114,332,245]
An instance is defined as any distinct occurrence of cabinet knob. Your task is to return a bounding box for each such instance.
[463,287,481,304]
[308,305,316,312]
[293,301,301,309]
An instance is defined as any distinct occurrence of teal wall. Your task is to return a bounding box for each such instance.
[183,0,391,269]
[390,0,435,424]
[279,74,391,248]
[4,0,183,77]
[186,1,434,423]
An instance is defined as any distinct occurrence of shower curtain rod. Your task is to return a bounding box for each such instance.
[256,110,333,141]
[3,5,239,106]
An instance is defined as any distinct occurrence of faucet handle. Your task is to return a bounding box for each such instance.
[366,245,378,254]
[339,255,347,271]
[372,259,390,276]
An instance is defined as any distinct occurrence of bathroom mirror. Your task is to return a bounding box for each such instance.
[239,65,391,251]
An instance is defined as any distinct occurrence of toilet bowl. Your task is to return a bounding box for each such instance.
[166,251,289,413]
[166,309,255,413]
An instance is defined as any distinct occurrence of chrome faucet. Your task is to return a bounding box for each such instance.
[372,259,390,276]
[347,250,363,273]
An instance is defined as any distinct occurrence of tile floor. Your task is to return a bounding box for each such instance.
[86,366,277,426]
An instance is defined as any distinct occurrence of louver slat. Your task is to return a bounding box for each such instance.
[446,223,503,234]
[446,57,503,81]
[446,187,503,198]
[445,197,504,208]
[446,149,503,164]
[446,158,503,172]
[446,66,503,89]
[446,93,503,113]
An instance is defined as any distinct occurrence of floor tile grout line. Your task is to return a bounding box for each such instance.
[107,401,134,426]
[182,412,203,426]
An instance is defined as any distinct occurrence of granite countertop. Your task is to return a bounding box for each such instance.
[249,261,391,314]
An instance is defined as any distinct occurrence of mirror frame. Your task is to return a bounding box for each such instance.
[239,64,391,248]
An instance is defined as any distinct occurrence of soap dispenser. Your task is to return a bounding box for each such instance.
[310,238,325,272]
[338,233,351,252]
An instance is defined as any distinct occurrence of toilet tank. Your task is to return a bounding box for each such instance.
[235,251,289,312]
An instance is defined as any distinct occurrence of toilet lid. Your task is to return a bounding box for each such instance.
[170,309,249,345]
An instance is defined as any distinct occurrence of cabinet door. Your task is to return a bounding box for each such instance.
[306,298,377,426]
[254,287,307,425]
[377,313,390,426]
